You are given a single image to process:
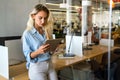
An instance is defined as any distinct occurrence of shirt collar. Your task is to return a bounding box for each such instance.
[31,26,46,37]
[31,27,37,35]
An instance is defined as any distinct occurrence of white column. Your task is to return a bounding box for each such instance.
[66,0,72,35]
[82,5,87,38]
[82,0,91,43]
[66,0,72,24]
[99,1,103,39]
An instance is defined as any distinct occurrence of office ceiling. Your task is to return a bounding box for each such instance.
[46,0,107,6]
[46,0,107,12]
[46,0,120,10]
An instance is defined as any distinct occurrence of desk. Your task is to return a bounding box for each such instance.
[52,45,118,70]
[0,45,118,80]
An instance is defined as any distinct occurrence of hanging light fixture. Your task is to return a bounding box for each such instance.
[108,0,115,8]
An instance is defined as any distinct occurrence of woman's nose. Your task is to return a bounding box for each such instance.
[41,19,45,24]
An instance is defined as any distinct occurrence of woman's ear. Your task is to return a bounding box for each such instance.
[31,14,35,19]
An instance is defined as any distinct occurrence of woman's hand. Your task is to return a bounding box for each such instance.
[38,44,50,54]
[30,44,50,58]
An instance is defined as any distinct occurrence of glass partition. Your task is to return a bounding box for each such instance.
[46,1,120,80]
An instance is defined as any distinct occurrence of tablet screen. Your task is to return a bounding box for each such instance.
[45,39,62,52]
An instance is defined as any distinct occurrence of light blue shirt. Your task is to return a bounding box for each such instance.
[22,27,51,69]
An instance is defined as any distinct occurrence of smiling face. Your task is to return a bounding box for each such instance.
[32,10,48,28]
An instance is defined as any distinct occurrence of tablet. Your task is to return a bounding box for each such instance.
[45,39,62,52]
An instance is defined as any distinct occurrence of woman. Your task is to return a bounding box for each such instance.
[22,4,58,80]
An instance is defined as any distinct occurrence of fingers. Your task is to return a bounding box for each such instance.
[43,44,50,48]
[44,44,50,52]
[39,44,50,53]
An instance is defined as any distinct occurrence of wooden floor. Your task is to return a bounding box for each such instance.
[0,75,7,80]
[0,62,28,80]
[9,62,28,80]
[13,72,28,80]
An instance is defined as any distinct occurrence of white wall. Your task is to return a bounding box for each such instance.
[0,0,39,37]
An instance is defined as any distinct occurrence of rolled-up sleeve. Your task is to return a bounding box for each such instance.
[22,31,38,64]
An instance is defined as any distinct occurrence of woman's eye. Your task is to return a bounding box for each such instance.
[38,16,47,21]
[44,17,47,20]
[39,17,42,20]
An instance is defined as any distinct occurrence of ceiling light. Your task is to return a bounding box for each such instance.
[60,3,67,8]
[82,0,91,6]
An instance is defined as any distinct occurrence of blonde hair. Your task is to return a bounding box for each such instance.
[44,13,54,39]
[26,4,53,39]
